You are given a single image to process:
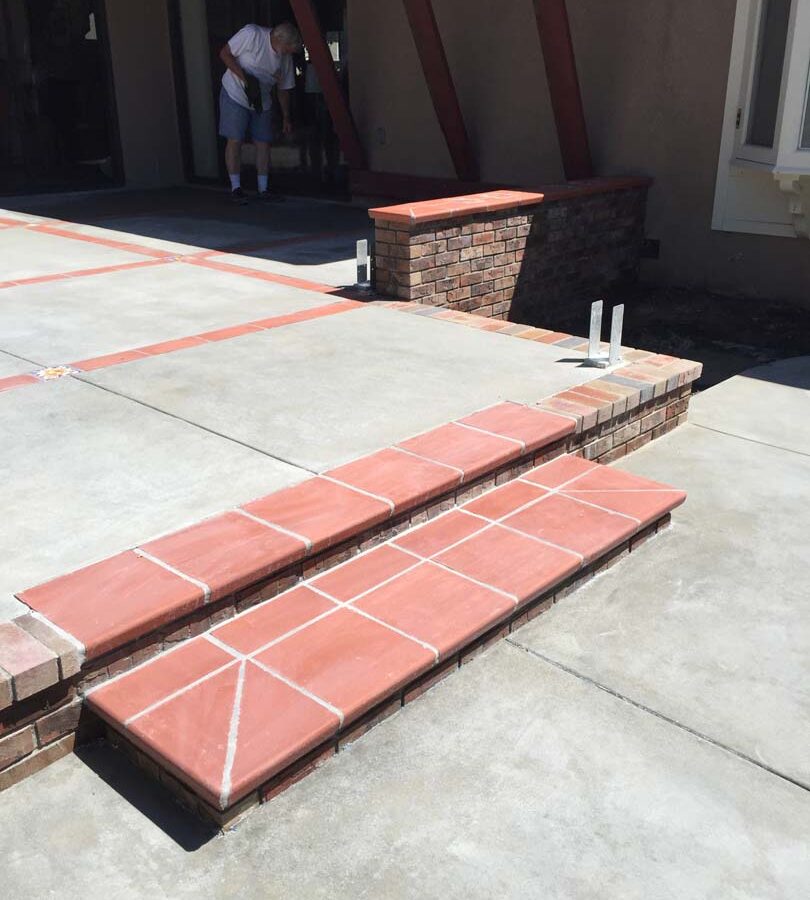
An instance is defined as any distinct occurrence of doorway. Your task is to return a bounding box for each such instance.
[169,0,348,197]
[0,0,121,195]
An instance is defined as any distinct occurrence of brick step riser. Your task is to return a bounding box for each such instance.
[0,384,689,792]
[97,515,671,829]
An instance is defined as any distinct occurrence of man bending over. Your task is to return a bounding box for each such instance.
[219,21,302,203]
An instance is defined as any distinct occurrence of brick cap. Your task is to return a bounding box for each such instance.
[369,177,652,226]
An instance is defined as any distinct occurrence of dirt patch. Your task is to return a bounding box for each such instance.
[551,285,810,391]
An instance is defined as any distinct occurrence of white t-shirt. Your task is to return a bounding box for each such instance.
[222,25,295,111]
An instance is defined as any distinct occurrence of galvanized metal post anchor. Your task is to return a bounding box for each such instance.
[583,300,624,368]
[354,238,373,293]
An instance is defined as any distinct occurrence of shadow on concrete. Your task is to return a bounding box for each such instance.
[75,741,218,852]
[739,356,810,391]
[2,186,371,267]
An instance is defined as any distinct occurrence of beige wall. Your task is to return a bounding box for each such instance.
[348,0,564,184]
[348,0,809,304]
[105,0,184,187]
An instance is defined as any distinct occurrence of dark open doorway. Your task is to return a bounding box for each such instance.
[0,0,121,195]
[169,0,348,198]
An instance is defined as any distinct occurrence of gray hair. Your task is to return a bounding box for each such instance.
[273,22,303,52]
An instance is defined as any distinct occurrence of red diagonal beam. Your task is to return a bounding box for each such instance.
[403,0,479,182]
[289,0,367,171]
[532,0,593,180]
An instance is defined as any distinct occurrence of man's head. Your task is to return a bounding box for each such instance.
[270,22,303,55]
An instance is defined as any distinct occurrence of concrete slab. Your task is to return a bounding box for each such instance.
[2,642,808,898]
[0,378,307,621]
[86,306,597,471]
[0,263,336,365]
[512,418,810,786]
[0,229,150,281]
[688,356,810,455]
[0,350,37,378]
[53,218,305,257]
[213,233,359,287]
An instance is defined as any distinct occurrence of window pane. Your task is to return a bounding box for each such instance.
[748,0,791,148]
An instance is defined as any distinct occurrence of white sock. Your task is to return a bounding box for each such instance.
[258,175,269,193]
[229,173,241,190]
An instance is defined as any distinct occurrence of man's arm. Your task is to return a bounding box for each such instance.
[278,88,293,136]
[219,44,246,84]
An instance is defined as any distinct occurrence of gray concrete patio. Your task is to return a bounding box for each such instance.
[0,190,598,622]
[2,357,808,898]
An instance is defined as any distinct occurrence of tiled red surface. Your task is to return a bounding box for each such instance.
[70,349,148,371]
[18,551,205,658]
[393,509,486,558]
[137,336,207,356]
[243,478,392,552]
[32,223,175,259]
[211,586,337,655]
[435,525,580,604]
[463,479,548,521]
[255,608,435,721]
[0,374,38,393]
[326,448,460,512]
[560,466,687,526]
[312,545,416,602]
[397,422,521,481]
[88,636,233,723]
[458,402,574,451]
[141,511,307,601]
[504,494,637,562]
[353,562,514,658]
[523,455,596,489]
[249,299,362,330]
[127,660,339,808]
[369,190,546,225]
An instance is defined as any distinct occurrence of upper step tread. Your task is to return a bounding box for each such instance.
[86,456,686,811]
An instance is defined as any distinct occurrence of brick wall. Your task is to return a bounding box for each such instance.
[371,179,649,326]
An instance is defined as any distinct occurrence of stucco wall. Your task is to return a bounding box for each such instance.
[104,0,184,187]
[348,0,808,304]
[347,0,564,185]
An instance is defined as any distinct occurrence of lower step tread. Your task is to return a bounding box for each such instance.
[87,455,685,813]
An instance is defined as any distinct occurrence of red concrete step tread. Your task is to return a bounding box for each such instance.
[16,402,575,663]
[86,456,685,811]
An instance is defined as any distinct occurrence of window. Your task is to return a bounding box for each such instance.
[713,0,810,237]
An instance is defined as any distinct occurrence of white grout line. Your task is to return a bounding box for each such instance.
[233,507,313,551]
[345,606,440,661]
[389,445,465,481]
[123,658,239,726]
[459,509,586,565]
[308,562,422,606]
[319,475,396,513]
[453,419,526,452]
[218,659,246,809]
[249,656,345,727]
[558,494,641,525]
[133,548,212,603]
[393,445,465,477]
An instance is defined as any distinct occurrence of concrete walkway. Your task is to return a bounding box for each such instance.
[0,191,599,621]
[2,358,808,898]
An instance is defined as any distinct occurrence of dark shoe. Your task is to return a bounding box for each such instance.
[230,187,249,205]
[257,189,285,203]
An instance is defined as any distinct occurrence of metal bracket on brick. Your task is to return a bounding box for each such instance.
[584,300,624,368]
